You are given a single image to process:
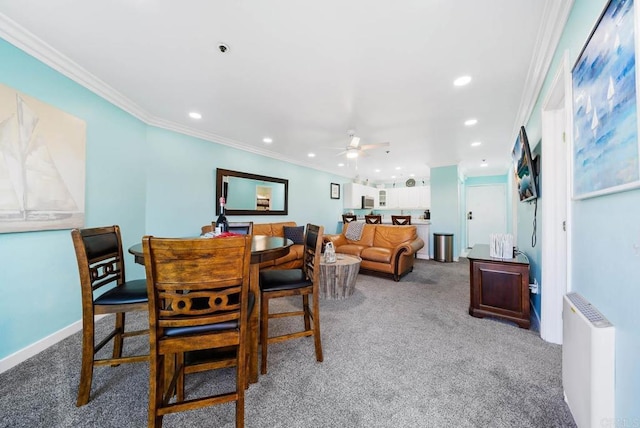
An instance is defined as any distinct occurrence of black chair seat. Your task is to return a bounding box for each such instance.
[164,292,255,337]
[94,279,148,305]
[260,269,312,292]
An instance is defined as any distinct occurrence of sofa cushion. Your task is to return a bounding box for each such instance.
[372,225,417,248]
[274,243,303,265]
[345,224,375,246]
[360,246,392,263]
[253,221,297,237]
[253,223,274,236]
[335,244,368,257]
[283,225,305,245]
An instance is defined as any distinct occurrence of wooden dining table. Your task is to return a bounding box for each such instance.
[128,234,293,383]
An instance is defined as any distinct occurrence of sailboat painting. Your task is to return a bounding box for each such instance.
[571,0,640,199]
[0,83,86,233]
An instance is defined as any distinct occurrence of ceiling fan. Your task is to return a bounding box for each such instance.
[336,130,390,159]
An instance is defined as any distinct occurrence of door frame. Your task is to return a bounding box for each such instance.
[540,51,572,344]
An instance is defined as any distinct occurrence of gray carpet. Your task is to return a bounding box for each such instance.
[0,258,576,427]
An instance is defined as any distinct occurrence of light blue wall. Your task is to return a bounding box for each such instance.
[144,126,345,238]
[0,38,148,356]
[430,165,460,259]
[0,38,346,360]
[525,0,640,419]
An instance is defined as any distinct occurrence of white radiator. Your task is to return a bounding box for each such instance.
[562,292,615,428]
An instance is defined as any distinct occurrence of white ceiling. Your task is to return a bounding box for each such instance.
[0,0,572,183]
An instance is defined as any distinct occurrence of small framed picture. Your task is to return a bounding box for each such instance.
[330,183,340,199]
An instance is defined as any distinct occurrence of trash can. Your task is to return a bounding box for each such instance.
[434,233,454,262]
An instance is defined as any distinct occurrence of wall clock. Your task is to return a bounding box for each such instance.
[405,178,416,187]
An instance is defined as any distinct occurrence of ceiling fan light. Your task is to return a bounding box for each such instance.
[350,136,360,147]
[346,151,359,159]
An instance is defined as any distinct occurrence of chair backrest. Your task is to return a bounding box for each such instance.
[71,225,126,307]
[342,214,357,223]
[143,235,252,338]
[202,222,254,235]
[365,215,382,224]
[227,221,253,235]
[391,215,411,225]
[302,224,324,284]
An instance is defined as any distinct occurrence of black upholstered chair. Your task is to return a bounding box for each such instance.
[201,221,253,236]
[258,224,324,374]
[365,215,382,224]
[341,214,357,223]
[70,225,149,406]
[391,215,411,225]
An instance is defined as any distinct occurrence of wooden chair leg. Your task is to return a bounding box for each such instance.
[236,339,246,428]
[112,312,125,363]
[148,353,164,428]
[76,317,95,407]
[260,294,270,375]
[175,353,185,401]
[312,294,323,362]
[302,295,311,331]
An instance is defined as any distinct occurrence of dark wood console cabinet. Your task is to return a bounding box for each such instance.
[468,244,530,329]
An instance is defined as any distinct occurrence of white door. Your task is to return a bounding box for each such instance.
[466,184,507,247]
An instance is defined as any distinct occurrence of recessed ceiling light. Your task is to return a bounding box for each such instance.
[410,173,415,177]
[481,159,488,167]
[464,118,478,126]
[471,141,482,147]
[338,163,345,167]
[375,169,381,173]
[308,153,316,158]
[391,175,396,179]
[263,137,273,144]
[454,75,472,86]
[395,166,402,170]
[189,112,202,119]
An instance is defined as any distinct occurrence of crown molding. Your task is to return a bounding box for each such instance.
[0,13,352,179]
[0,13,152,122]
[513,0,574,139]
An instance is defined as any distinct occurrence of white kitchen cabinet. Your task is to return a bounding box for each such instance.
[415,223,430,259]
[343,183,377,209]
[385,188,399,208]
[397,187,412,208]
[417,186,431,208]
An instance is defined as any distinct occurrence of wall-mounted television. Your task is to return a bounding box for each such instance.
[511,126,538,202]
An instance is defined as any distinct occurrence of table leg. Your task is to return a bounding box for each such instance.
[249,264,260,384]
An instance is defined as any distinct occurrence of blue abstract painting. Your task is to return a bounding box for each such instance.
[572,0,640,199]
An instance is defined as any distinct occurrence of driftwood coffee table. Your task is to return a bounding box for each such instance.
[319,254,361,299]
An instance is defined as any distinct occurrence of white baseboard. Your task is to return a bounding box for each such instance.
[0,317,97,374]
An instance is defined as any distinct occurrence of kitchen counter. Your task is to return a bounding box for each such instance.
[341,217,431,225]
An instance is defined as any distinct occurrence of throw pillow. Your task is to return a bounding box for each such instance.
[283,225,305,245]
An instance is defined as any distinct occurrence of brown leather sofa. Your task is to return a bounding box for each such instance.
[324,224,424,281]
[201,221,304,270]
[253,221,304,270]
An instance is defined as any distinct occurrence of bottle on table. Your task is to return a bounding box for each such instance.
[215,197,229,233]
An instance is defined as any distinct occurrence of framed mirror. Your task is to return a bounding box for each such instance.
[216,168,288,216]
